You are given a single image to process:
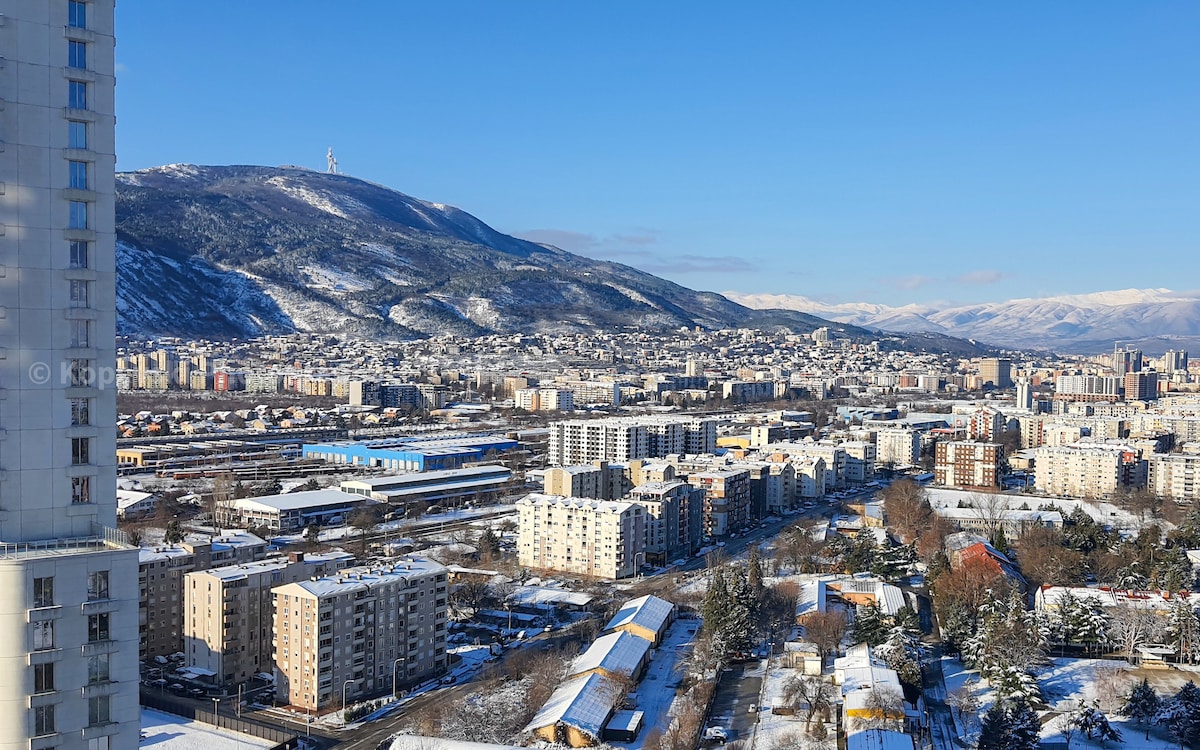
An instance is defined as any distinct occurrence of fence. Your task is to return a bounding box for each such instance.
[140,690,300,750]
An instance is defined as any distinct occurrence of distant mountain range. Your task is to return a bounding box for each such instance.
[726,289,1200,353]
[113,164,988,354]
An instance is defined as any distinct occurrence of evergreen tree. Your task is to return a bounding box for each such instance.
[1008,699,1042,750]
[1075,701,1122,747]
[1166,599,1200,665]
[1122,678,1161,739]
[852,604,890,647]
[164,520,185,544]
[1157,682,1200,750]
[977,702,1011,750]
[748,546,764,595]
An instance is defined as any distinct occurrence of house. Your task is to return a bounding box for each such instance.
[846,729,915,750]
[116,489,159,519]
[782,641,823,675]
[603,594,675,646]
[523,672,620,747]
[568,631,651,682]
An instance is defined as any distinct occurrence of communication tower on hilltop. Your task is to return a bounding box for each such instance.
[327,147,339,174]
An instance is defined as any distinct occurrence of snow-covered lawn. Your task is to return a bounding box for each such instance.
[942,657,1200,749]
[140,708,276,750]
[755,664,831,750]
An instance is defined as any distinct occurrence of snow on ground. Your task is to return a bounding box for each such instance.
[609,619,697,750]
[943,656,1200,750]
[754,664,828,750]
[140,708,275,750]
[924,488,1153,532]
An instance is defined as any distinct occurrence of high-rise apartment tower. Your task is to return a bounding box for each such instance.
[0,3,140,749]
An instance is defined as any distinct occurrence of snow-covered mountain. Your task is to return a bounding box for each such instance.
[115,165,907,343]
[726,289,1200,353]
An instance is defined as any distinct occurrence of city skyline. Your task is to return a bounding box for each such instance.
[112,1,1199,307]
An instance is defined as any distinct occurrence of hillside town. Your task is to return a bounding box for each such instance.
[104,329,1200,750]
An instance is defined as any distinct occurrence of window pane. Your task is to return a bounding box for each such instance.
[88,571,109,600]
[72,438,90,465]
[69,200,88,228]
[69,80,88,109]
[69,41,87,69]
[88,694,110,726]
[71,320,90,347]
[69,1,87,28]
[34,577,54,608]
[70,240,90,268]
[69,160,89,190]
[35,663,55,693]
[69,120,89,149]
[88,612,109,641]
[73,476,91,504]
[88,653,111,683]
[70,279,89,308]
[33,620,55,650]
[35,705,55,735]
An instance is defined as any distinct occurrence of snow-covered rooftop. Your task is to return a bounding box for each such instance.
[523,672,617,740]
[603,594,674,638]
[569,630,650,680]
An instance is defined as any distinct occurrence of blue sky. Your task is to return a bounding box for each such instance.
[115,2,1199,307]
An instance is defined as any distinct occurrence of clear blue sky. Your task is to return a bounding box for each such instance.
[115,2,1199,307]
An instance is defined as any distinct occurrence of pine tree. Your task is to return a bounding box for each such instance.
[1122,678,1161,739]
[1157,682,1200,750]
[748,546,764,594]
[1076,701,1122,747]
[1166,599,1200,665]
[977,702,1011,750]
[1008,699,1042,750]
[851,604,890,647]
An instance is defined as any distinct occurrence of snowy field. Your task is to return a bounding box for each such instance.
[140,708,276,750]
[942,656,1200,750]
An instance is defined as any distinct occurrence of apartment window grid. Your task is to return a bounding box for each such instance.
[34,662,55,694]
[70,319,90,347]
[88,694,110,727]
[34,704,55,736]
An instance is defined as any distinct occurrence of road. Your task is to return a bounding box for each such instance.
[706,662,765,744]
[922,646,960,750]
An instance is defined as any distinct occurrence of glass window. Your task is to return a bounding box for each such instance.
[88,694,110,727]
[70,319,90,347]
[90,737,110,750]
[71,398,90,426]
[34,577,54,608]
[87,571,109,601]
[70,279,89,308]
[70,240,90,268]
[69,200,88,229]
[72,437,90,466]
[34,663,55,693]
[69,160,89,190]
[88,653,110,684]
[68,359,93,386]
[34,704,55,735]
[69,120,89,150]
[69,80,88,109]
[88,612,109,642]
[72,476,91,504]
[33,620,55,650]
[69,1,87,29]
[68,40,87,69]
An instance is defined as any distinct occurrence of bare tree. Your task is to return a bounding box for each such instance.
[947,681,981,728]
[968,492,1011,540]
[1056,700,1083,750]
[1108,606,1164,663]
[782,674,837,729]
[862,687,905,731]
[880,479,932,543]
[1090,662,1130,715]
[798,609,849,665]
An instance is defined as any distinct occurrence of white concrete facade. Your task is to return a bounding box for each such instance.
[0,3,140,750]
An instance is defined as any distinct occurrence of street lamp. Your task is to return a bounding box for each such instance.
[211,697,220,724]
[392,659,405,700]
[341,679,355,726]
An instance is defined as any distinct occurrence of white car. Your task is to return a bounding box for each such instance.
[704,727,728,743]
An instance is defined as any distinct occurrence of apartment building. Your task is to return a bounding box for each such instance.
[1125,371,1159,402]
[183,551,354,688]
[514,388,574,412]
[628,481,702,565]
[1035,444,1144,499]
[686,469,752,538]
[517,494,646,579]
[1147,452,1200,502]
[840,441,877,483]
[978,358,1013,388]
[876,428,921,467]
[139,533,269,660]
[272,558,449,711]
[547,416,717,466]
[934,442,1002,490]
[0,5,142,748]
[542,462,632,500]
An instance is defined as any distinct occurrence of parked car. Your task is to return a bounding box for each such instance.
[704,727,728,743]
